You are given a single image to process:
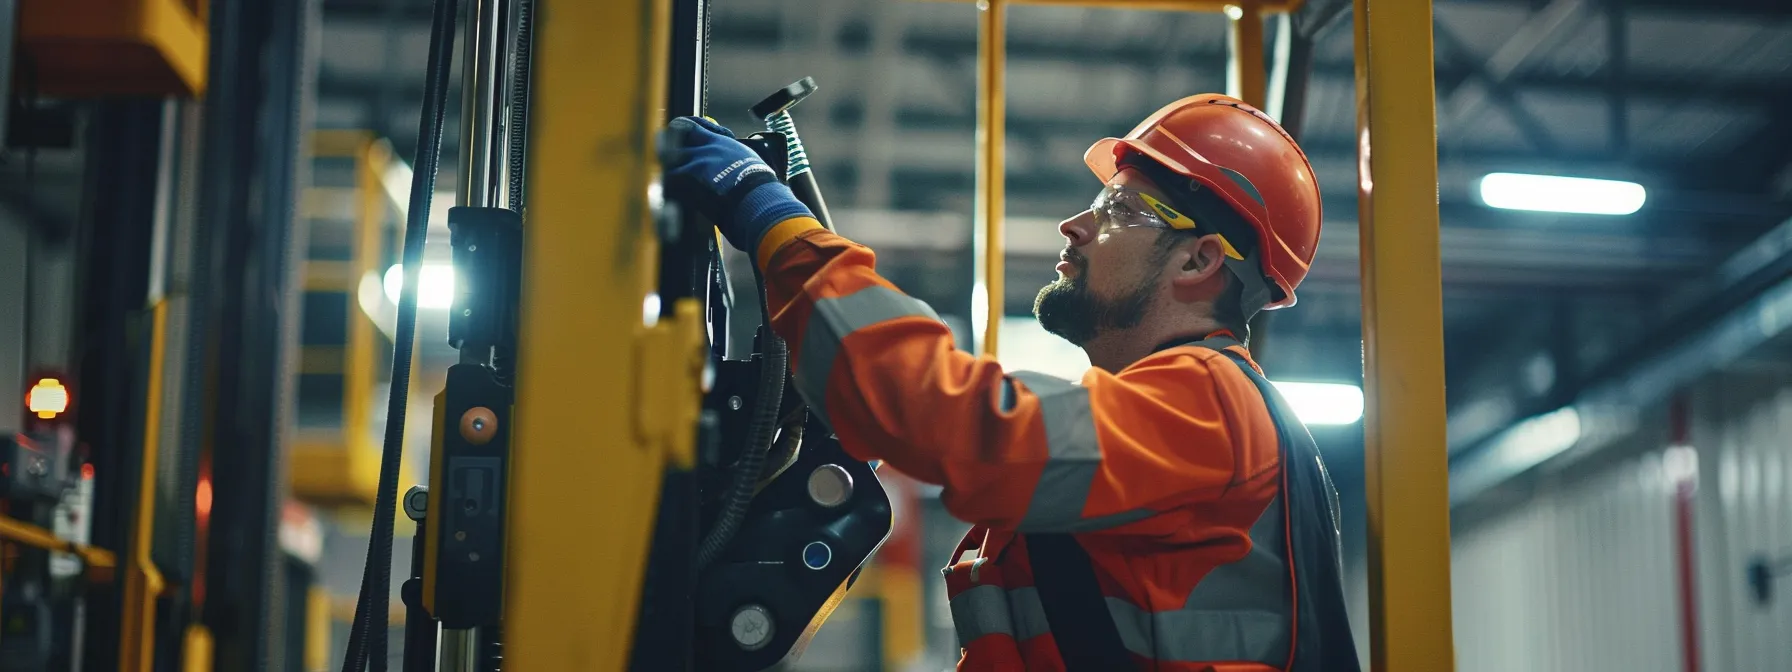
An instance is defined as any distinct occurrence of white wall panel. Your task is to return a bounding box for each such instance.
[1693,382,1792,672]
[1451,447,1684,672]
[1452,374,1792,672]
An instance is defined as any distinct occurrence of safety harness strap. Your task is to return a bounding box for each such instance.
[1029,533,1137,671]
[1029,335,1361,671]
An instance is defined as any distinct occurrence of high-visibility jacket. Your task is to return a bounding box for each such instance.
[755,218,1357,671]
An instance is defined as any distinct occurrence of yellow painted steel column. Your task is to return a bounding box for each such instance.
[974,0,1007,356]
[1352,0,1454,669]
[503,0,698,669]
[121,300,169,672]
[1227,3,1266,108]
[932,0,1305,12]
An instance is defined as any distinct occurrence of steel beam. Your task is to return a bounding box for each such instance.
[1605,0,1628,155]
[1447,213,1792,469]
[1352,0,1455,669]
[1431,18,1558,153]
[1435,0,1586,135]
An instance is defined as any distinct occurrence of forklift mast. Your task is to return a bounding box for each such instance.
[337,0,893,670]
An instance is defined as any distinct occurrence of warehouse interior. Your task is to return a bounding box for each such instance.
[3,0,1792,669]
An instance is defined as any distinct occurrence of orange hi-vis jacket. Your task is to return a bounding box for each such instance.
[754,218,1335,671]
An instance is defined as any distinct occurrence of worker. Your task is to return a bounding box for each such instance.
[661,94,1360,671]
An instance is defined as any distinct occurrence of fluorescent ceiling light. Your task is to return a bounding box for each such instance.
[383,263,456,309]
[1270,382,1364,426]
[1479,172,1646,215]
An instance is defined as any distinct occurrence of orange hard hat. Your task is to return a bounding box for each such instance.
[1085,93,1322,311]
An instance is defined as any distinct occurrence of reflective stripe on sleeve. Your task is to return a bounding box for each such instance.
[793,285,941,424]
[1010,371,1151,533]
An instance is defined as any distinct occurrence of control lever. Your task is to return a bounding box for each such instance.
[752,77,833,230]
[684,81,894,671]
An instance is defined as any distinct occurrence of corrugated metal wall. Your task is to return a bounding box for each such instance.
[1449,371,1792,672]
[1451,449,1684,672]
[1692,377,1792,672]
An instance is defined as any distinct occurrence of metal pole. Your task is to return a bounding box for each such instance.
[1352,0,1455,669]
[1227,3,1266,108]
[437,628,479,672]
[443,0,511,664]
[0,0,14,137]
[974,0,1007,357]
[460,0,509,211]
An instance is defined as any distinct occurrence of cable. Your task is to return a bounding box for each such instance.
[492,0,533,389]
[340,0,458,668]
[504,0,532,213]
[695,266,787,570]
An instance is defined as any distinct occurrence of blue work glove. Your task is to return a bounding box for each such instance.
[658,116,813,254]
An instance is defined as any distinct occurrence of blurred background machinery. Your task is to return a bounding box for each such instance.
[3,0,1792,670]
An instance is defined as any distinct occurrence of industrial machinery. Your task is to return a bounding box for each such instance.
[336,0,894,670]
[323,0,1461,669]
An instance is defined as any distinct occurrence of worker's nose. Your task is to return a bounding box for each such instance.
[1058,209,1096,247]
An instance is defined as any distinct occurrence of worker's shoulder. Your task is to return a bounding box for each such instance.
[1120,343,1258,381]
[1117,345,1271,410]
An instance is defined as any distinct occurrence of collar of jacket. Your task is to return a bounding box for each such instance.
[1151,329,1241,355]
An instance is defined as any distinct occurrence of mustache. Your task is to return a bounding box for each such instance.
[1059,248,1087,270]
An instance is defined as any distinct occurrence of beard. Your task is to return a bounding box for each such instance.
[1032,250,1160,347]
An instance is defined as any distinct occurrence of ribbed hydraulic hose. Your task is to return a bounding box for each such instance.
[696,267,787,570]
[340,0,458,668]
[504,0,532,212]
[490,0,532,388]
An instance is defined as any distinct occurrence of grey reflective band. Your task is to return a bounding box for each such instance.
[1107,500,1290,663]
[1008,372,1151,533]
[794,285,941,425]
[949,585,1051,646]
[1006,587,1050,642]
[949,502,1288,662]
[950,584,1017,646]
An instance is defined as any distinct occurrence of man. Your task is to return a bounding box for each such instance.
[662,94,1359,671]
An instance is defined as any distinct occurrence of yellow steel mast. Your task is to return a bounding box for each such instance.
[502,0,700,669]
[1352,0,1457,668]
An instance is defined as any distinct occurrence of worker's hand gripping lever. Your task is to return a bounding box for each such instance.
[751,77,833,229]
[679,78,894,672]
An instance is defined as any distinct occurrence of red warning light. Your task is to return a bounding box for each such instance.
[26,378,70,419]
[82,463,95,480]
[197,477,214,520]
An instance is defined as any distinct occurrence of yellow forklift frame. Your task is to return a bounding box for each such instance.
[505,0,1454,668]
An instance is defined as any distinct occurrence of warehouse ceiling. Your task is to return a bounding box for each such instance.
[313,0,1792,489]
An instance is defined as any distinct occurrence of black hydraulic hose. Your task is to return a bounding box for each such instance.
[504,0,532,213]
[696,267,787,570]
[491,0,532,388]
[341,0,458,668]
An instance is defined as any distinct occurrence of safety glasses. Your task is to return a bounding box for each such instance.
[1088,183,1246,261]
[1089,183,1196,234]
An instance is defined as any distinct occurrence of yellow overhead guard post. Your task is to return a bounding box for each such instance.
[121,300,170,672]
[503,0,699,669]
[942,0,1302,12]
[969,0,1290,356]
[1352,0,1456,669]
[974,0,1008,356]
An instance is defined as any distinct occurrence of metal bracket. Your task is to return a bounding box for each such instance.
[634,297,707,470]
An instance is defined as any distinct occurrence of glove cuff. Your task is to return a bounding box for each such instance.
[735,181,814,240]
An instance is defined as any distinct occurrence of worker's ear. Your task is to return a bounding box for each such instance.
[1168,234,1228,289]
